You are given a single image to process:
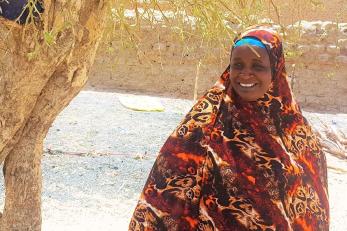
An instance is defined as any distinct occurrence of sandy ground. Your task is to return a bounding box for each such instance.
[1,90,347,230]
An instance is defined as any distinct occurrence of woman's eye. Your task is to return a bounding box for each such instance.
[232,63,243,70]
[253,64,265,71]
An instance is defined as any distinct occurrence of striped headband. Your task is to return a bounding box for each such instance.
[233,37,266,49]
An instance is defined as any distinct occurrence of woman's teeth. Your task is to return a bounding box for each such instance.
[239,83,256,88]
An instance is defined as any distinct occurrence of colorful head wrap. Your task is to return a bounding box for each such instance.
[233,37,267,49]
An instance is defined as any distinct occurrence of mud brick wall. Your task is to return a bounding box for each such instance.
[89,21,347,112]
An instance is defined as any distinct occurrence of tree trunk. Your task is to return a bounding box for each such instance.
[0,1,109,230]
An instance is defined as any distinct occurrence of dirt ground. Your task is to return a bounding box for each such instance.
[1,90,347,230]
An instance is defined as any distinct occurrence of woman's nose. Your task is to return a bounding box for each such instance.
[239,71,254,79]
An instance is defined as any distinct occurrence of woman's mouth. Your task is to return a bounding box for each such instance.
[238,82,257,88]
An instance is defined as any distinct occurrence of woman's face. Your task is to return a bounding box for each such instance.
[229,45,272,102]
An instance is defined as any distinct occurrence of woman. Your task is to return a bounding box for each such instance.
[129,26,329,231]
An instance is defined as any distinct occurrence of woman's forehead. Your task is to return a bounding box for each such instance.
[231,45,269,60]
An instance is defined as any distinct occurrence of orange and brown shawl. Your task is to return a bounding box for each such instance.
[129,26,329,231]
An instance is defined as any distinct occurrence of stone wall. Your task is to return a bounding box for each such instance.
[88,21,347,112]
[266,0,347,25]
[285,21,347,112]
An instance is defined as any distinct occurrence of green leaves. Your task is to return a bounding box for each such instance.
[44,31,55,46]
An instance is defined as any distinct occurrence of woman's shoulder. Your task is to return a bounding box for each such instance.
[172,86,226,142]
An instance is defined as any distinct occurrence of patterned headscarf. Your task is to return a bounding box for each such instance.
[130,25,329,231]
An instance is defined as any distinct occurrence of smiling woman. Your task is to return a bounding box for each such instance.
[229,37,272,102]
[129,26,329,231]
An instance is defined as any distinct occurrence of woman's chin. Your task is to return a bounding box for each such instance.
[236,92,260,102]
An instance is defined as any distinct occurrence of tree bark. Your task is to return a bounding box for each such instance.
[0,1,109,230]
